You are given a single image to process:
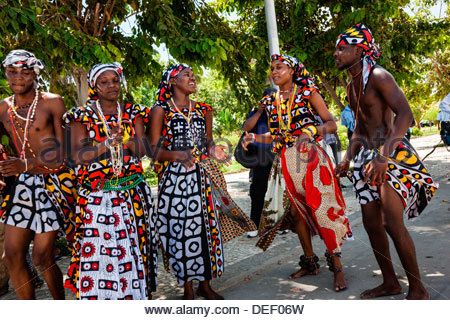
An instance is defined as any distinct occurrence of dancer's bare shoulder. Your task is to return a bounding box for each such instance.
[39,92,66,114]
[368,66,399,94]
[0,97,12,120]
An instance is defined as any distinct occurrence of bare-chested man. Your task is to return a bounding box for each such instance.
[0,50,75,299]
[334,24,438,300]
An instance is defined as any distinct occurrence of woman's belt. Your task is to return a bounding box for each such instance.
[83,173,145,191]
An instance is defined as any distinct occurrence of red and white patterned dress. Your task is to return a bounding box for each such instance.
[257,85,352,253]
[63,102,157,299]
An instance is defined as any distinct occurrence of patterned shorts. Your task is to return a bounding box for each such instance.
[351,140,438,218]
[0,172,75,233]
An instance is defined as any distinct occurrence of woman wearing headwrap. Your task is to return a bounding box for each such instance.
[334,24,437,299]
[63,63,157,299]
[150,64,255,299]
[0,49,76,299]
[242,54,352,292]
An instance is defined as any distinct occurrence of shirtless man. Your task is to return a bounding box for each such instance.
[334,24,438,300]
[0,50,75,299]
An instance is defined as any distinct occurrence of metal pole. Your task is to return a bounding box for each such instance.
[264,0,280,56]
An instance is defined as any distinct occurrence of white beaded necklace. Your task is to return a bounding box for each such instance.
[10,88,39,122]
[9,89,40,159]
[95,100,123,177]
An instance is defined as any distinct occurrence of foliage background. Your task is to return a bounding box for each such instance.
[0,0,448,140]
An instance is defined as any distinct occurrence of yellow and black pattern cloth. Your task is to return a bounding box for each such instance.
[0,170,76,237]
[351,139,438,218]
[261,85,321,154]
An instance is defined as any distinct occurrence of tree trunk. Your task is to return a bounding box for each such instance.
[73,67,89,106]
[319,74,345,110]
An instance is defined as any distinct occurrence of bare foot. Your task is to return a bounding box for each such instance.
[360,283,402,299]
[329,255,346,292]
[183,282,194,300]
[197,286,224,300]
[288,267,320,280]
[183,291,194,299]
[333,270,347,292]
[406,288,430,300]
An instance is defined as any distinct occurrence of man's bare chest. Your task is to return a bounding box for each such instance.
[2,107,51,137]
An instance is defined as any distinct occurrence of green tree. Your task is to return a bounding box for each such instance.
[0,0,267,109]
[1,0,448,125]
[215,0,450,121]
[0,0,156,106]
[196,69,247,135]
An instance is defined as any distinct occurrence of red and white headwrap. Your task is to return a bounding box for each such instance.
[155,64,191,102]
[336,23,381,92]
[86,62,127,101]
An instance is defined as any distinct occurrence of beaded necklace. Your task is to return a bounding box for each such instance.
[10,88,39,122]
[275,84,297,132]
[8,89,39,159]
[95,100,123,177]
[8,97,65,173]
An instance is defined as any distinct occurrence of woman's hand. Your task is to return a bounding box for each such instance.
[210,145,231,165]
[335,159,351,178]
[294,133,311,152]
[109,122,124,146]
[178,150,196,169]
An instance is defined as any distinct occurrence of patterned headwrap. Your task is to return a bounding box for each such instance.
[336,23,381,92]
[270,54,315,87]
[2,49,44,75]
[156,64,191,102]
[87,62,127,101]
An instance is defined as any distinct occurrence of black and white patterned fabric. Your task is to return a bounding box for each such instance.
[1,172,74,233]
[156,162,223,285]
[350,139,438,219]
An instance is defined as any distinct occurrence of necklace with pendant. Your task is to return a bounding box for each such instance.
[275,84,297,133]
[95,100,123,177]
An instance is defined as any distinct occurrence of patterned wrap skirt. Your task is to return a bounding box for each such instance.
[351,139,438,218]
[65,180,158,300]
[156,161,224,285]
[0,170,76,236]
[257,141,352,253]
